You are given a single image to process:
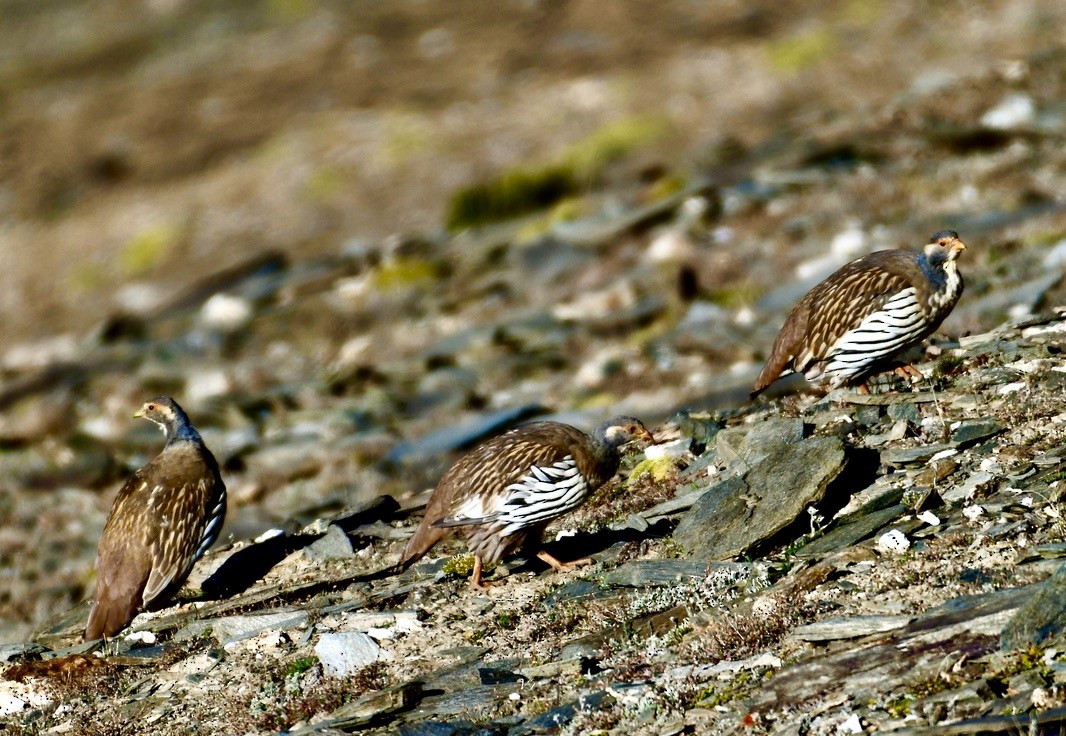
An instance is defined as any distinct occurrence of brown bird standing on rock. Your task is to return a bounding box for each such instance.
[398,417,655,588]
[751,230,967,397]
[85,397,226,641]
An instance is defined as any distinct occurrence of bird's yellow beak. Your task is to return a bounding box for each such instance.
[640,429,657,443]
[133,409,145,419]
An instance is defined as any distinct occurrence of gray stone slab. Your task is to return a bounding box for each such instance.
[792,615,912,642]
[674,436,847,560]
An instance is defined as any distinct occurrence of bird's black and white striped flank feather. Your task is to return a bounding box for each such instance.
[752,231,966,395]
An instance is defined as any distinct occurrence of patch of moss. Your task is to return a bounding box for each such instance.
[559,117,671,180]
[627,457,680,487]
[447,165,576,231]
[707,281,763,309]
[646,174,689,202]
[442,554,496,578]
[119,222,182,277]
[885,693,913,718]
[495,612,518,629]
[515,196,591,243]
[263,0,316,21]
[765,27,838,74]
[380,114,433,168]
[370,257,442,290]
[304,167,346,202]
[447,117,671,230]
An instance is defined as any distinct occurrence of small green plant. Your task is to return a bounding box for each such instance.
[285,657,317,678]
[495,611,518,629]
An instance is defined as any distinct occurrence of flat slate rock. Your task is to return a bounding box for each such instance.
[792,615,912,642]
[1000,563,1066,650]
[176,609,309,646]
[602,560,716,587]
[715,418,805,471]
[880,443,956,467]
[950,418,1005,448]
[674,436,847,560]
[797,504,908,559]
[510,690,614,735]
[295,682,423,733]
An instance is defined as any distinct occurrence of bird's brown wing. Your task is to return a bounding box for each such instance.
[752,252,917,395]
[85,444,223,640]
[141,445,224,605]
[85,468,155,640]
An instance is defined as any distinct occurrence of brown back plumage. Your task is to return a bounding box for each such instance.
[751,247,952,396]
[397,421,619,571]
[85,439,225,640]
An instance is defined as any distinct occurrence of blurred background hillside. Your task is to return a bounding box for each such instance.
[0,0,1064,642]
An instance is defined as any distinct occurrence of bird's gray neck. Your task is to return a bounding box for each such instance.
[589,421,627,463]
[162,411,201,446]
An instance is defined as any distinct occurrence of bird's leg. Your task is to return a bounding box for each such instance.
[537,550,593,572]
[469,554,487,589]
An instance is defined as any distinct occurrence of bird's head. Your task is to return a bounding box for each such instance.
[134,396,196,442]
[596,416,656,449]
[924,230,967,261]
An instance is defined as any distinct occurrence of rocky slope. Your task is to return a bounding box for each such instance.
[5,314,1066,735]
[2,1,1066,734]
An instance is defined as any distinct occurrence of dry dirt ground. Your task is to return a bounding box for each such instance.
[1,0,1063,340]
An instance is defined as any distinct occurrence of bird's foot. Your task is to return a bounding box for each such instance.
[537,551,593,572]
[894,364,924,383]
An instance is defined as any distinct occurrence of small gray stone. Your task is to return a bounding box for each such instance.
[950,419,1005,448]
[886,403,920,424]
[302,524,355,561]
[315,631,383,677]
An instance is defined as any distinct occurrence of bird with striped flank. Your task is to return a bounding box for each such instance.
[751,230,967,397]
[85,397,226,641]
[398,417,655,588]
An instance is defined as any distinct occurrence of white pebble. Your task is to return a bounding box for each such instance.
[200,293,253,333]
[876,529,910,554]
[962,505,985,521]
[917,511,941,526]
[838,713,863,734]
[644,439,691,460]
[254,528,286,544]
[980,93,1035,129]
[124,630,157,645]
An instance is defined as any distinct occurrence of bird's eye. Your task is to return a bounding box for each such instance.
[147,404,155,411]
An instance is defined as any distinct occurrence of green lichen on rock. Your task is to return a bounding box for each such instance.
[627,456,680,487]
[446,117,671,230]
[446,166,575,231]
[370,257,443,290]
[442,554,496,578]
[120,222,183,277]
